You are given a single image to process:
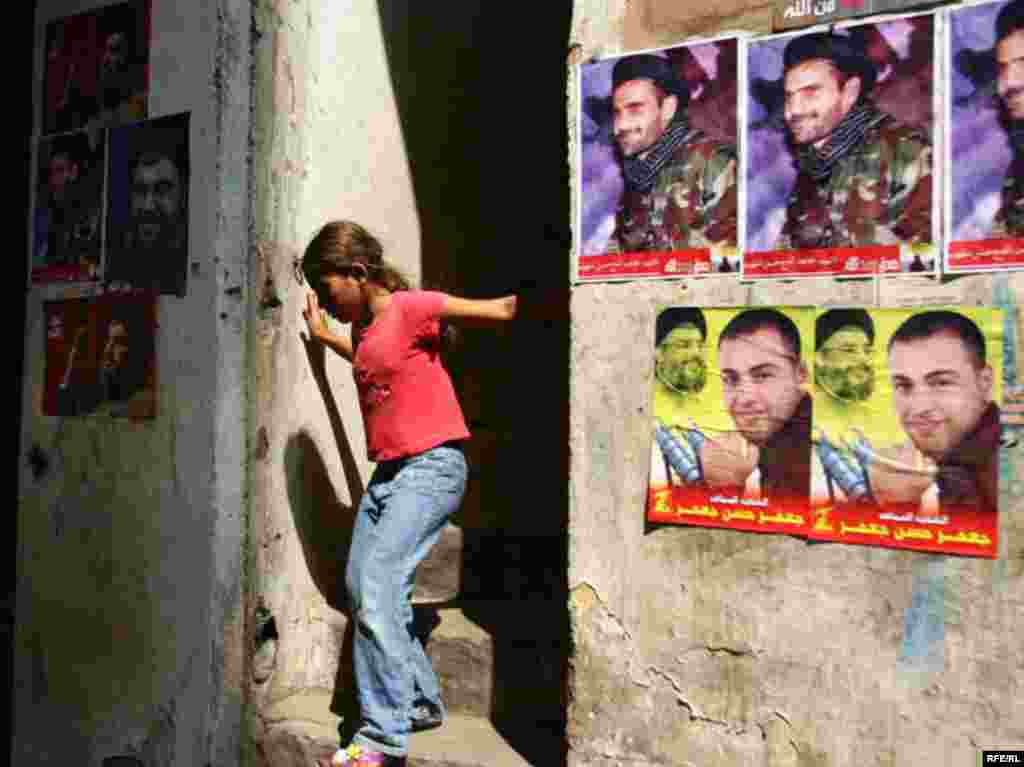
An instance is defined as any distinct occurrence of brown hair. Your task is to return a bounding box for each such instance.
[301,220,459,355]
[301,220,411,294]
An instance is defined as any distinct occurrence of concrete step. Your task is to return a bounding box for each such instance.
[258,693,560,767]
[414,527,568,606]
[421,603,566,725]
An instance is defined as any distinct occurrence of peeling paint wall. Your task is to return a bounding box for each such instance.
[567,2,1024,765]
[15,1,251,765]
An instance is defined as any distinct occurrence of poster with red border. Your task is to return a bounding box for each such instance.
[647,306,814,537]
[576,35,744,282]
[41,0,151,137]
[42,291,158,419]
[946,0,1024,274]
[743,14,940,279]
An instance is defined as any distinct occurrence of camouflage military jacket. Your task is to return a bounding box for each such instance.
[992,155,1024,237]
[613,131,737,252]
[775,116,932,250]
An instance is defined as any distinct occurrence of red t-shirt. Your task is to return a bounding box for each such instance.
[353,290,470,461]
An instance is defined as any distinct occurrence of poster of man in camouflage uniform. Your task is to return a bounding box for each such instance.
[577,37,740,280]
[947,0,1024,272]
[745,17,938,278]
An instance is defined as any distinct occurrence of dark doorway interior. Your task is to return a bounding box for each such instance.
[376,3,572,765]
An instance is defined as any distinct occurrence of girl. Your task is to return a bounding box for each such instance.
[301,221,517,767]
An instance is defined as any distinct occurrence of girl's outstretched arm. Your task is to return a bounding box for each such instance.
[441,295,518,322]
[303,291,354,361]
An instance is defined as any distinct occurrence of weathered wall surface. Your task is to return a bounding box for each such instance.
[14,1,251,765]
[567,2,1024,765]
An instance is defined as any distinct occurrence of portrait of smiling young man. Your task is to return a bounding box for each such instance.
[608,53,738,257]
[869,311,1002,516]
[705,308,812,500]
[773,30,933,251]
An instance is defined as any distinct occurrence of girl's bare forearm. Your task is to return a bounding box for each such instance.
[313,327,353,361]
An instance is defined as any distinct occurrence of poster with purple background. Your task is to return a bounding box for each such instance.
[744,15,939,278]
[577,36,742,281]
[946,0,1024,272]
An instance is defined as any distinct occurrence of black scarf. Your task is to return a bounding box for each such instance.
[1007,118,1024,154]
[621,117,695,193]
[795,101,887,182]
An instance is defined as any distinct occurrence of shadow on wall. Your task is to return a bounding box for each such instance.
[283,338,365,611]
[283,429,354,610]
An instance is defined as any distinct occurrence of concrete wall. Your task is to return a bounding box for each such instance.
[567,2,1024,765]
[14,1,251,765]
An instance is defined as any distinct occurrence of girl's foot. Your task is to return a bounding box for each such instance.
[315,743,405,766]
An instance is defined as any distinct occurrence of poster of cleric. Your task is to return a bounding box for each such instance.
[946,0,1024,272]
[647,307,814,536]
[811,308,1003,557]
[42,292,157,419]
[743,15,940,278]
[105,112,190,296]
[576,36,741,281]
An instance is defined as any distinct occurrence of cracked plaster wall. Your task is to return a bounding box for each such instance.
[567,2,1024,765]
[15,1,251,765]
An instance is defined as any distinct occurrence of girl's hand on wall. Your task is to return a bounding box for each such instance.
[302,291,327,341]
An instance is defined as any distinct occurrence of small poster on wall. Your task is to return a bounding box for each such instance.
[647,306,814,536]
[946,0,1024,272]
[744,14,939,278]
[106,112,191,296]
[41,0,151,136]
[811,307,1003,557]
[31,130,105,284]
[43,292,158,419]
[576,36,742,281]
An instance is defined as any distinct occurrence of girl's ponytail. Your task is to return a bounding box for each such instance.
[302,220,457,356]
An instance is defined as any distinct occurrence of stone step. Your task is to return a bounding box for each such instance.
[258,693,560,767]
[420,603,566,725]
[413,526,568,606]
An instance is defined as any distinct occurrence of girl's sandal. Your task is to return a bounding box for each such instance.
[315,743,405,767]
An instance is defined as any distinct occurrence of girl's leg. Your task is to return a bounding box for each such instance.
[344,445,467,757]
[402,557,445,726]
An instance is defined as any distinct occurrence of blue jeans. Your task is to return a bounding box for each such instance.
[346,443,468,757]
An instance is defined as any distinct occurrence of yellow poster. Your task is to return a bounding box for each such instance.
[811,307,1003,557]
[648,306,814,535]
